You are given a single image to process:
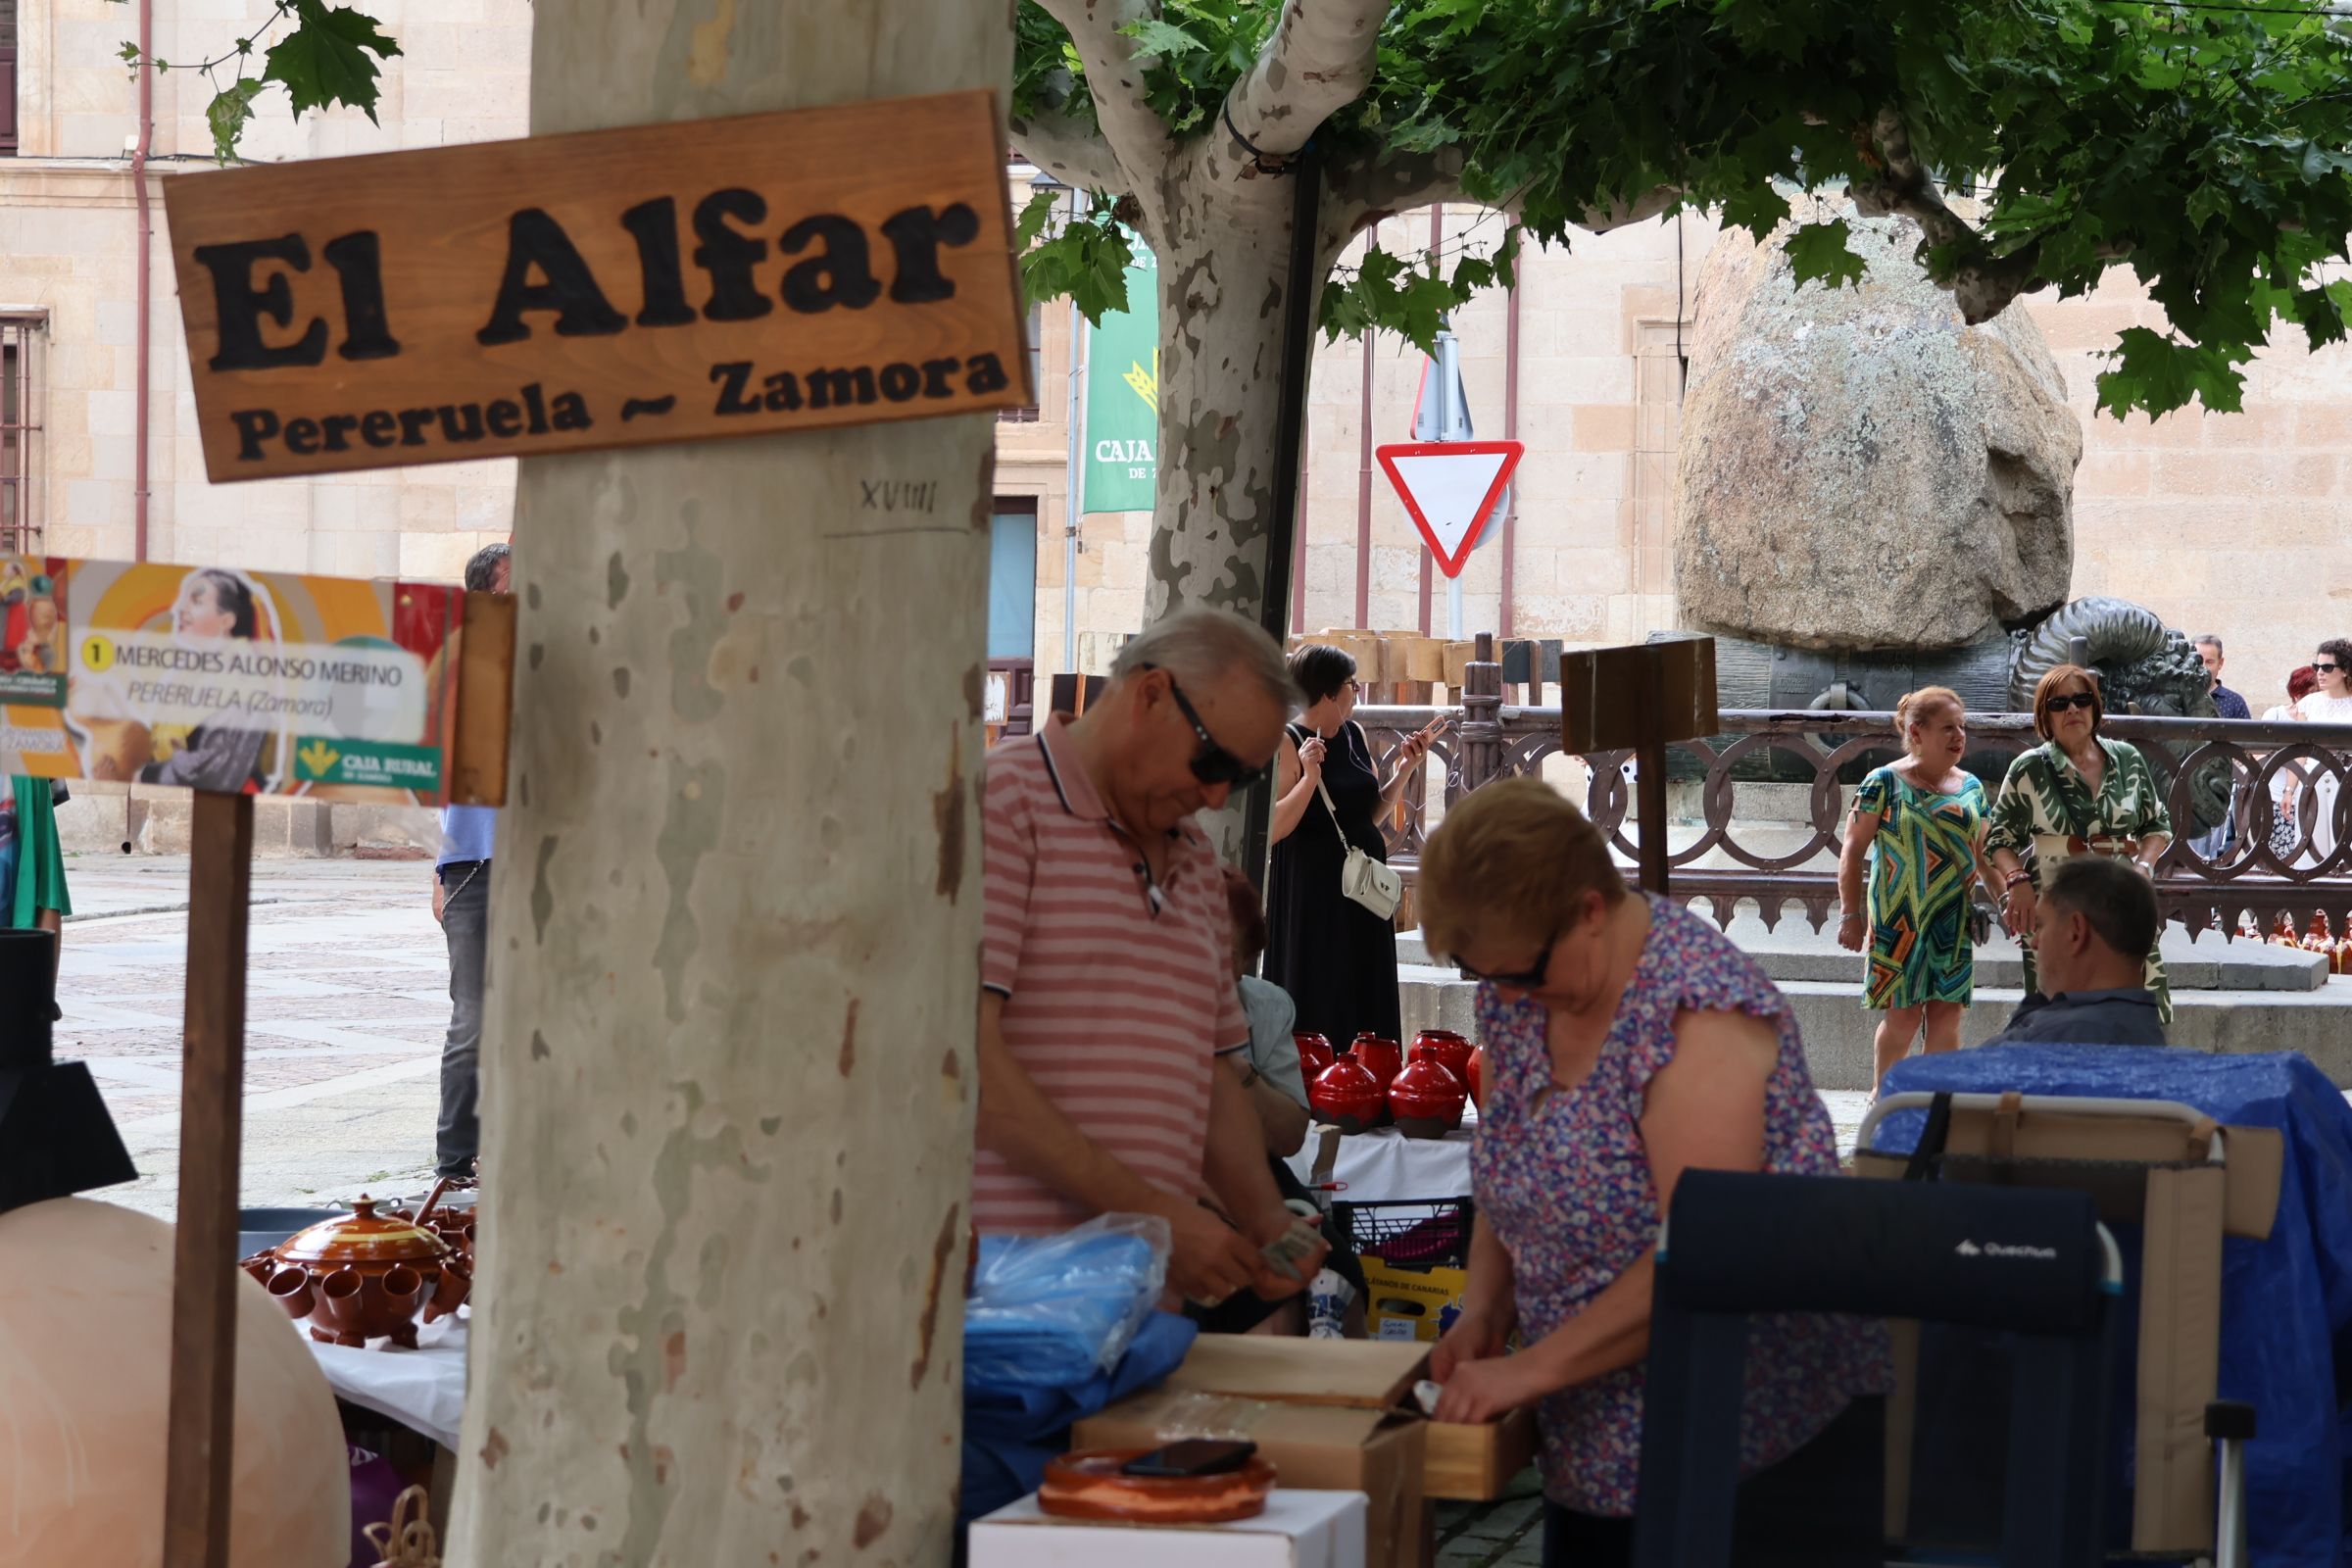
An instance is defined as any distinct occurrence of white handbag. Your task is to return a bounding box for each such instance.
[1315,769,1403,922]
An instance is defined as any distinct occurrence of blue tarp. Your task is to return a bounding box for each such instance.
[1875,1047,2352,1568]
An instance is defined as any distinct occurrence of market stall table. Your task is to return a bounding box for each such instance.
[1284,1108,1476,1206]
[301,1311,468,1450]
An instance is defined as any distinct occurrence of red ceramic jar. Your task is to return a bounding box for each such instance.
[1464,1046,1486,1111]
[1389,1056,1468,1139]
[1294,1032,1335,1079]
[1308,1056,1387,1134]
[1349,1033,1403,1091]
[1408,1029,1474,1082]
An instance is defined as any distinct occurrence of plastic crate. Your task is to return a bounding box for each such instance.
[1331,1198,1475,1269]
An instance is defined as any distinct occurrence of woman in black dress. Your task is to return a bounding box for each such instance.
[1266,645,1442,1046]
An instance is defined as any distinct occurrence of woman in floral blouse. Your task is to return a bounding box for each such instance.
[1417,779,1888,1566]
[1985,663,2174,1021]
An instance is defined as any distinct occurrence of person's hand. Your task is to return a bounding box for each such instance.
[432,875,448,925]
[1837,912,1866,953]
[2003,883,2036,939]
[1159,1200,1264,1307]
[1298,735,1327,782]
[1432,1350,1550,1425]
[1241,1205,1329,1302]
[1430,1300,1512,1384]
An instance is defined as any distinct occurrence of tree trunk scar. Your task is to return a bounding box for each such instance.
[481,1427,510,1469]
[663,1331,687,1392]
[854,1494,894,1548]
[655,534,729,721]
[609,551,631,608]
[531,1028,552,1061]
[837,998,859,1077]
[654,757,725,1022]
[531,834,560,947]
[932,733,966,901]
[687,0,737,84]
[908,1202,960,1390]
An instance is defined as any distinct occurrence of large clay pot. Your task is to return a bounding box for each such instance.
[1409,1030,1474,1082]
[1389,1056,1468,1139]
[0,1197,350,1564]
[1294,1032,1335,1079]
[245,1195,466,1348]
[1308,1057,1386,1134]
[1348,1033,1403,1089]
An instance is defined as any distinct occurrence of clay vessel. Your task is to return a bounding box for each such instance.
[1389,1056,1468,1139]
[1409,1030,1474,1082]
[1308,1057,1386,1135]
[1348,1033,1403,1086]
[243,1195,458,1349]
[1464,1046,1486,1111]
[1294,1032,1335,1079]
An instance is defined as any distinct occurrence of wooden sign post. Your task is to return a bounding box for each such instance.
[161,90,1029,482]
[1558,635,1719,895]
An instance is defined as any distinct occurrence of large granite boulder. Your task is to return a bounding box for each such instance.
[1675,196,2082,652]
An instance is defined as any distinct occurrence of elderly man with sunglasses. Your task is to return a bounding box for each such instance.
[976,608,1330,1315]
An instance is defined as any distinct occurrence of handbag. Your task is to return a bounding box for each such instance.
[1312,762,1402,922]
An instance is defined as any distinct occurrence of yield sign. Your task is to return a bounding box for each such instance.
[1375,440,1525,579]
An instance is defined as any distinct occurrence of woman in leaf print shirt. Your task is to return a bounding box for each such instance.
[1985,663,2175,1020]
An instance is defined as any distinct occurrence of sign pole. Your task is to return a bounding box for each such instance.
[161,787,253,1568]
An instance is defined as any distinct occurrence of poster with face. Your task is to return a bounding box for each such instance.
[0,559,467,803]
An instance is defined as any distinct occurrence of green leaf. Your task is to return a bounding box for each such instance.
[263,1,401,122]
[1020,217,1134,324]
[1785,220,1868,291]
[2095,327,2253,419]
[1120,18,1210,60]
[1014,186,1062,250]
[206,78,270,164]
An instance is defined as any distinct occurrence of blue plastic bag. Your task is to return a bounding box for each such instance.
[963,1213,1171,1394]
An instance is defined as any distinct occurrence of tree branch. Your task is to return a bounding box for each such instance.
[1326,144,1471,233]
[1008,101,1127,194]
[1207,0,1389,186]
[1033,0,1171,182]
[1851,106,2041,323]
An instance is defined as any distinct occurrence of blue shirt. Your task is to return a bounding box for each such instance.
[1987,987,2167,1047]
[438,805,498,867]
[2213,683,2251,720]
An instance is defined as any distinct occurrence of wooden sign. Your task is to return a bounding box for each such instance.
[1559,634,1718,893]
[163,90,1029,481]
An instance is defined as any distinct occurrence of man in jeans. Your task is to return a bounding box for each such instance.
[432,542,510,1181]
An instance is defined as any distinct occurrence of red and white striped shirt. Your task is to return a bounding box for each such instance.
[977,716,1248,1234]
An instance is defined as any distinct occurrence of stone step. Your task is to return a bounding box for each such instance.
[1399,917,2331,993]
[1396,963,2352,1094]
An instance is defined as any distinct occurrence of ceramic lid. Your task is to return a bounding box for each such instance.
[275,1197,450,1265]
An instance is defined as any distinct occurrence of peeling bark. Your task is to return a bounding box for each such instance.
[447,4,996,1564]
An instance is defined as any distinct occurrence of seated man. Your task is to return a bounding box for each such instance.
[977,607,1328,1323]
[1987,856,2167,1046]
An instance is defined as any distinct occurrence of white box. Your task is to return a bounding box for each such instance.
[968,1488,1368,1567]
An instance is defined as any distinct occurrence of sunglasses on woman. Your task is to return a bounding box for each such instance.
[2317,662,2341,673]
[2046,692,2098,711]
[1146,665,1271,788]
[1456,932,1556,989]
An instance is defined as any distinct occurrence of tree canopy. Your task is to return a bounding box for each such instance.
[1008,0,2352,418]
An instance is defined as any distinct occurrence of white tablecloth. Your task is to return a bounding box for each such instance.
[304,1311,468,1449]
[1282,1108,1476,1205]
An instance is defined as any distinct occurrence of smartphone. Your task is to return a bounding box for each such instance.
[1119,1439,1258,1479]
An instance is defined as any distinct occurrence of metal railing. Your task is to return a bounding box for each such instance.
[1353,651,2352,938]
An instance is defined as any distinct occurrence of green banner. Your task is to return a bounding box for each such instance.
[292,736,443,791]
[1082,248,1160,514]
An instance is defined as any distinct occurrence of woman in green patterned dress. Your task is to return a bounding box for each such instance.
[1985,663,2174,1021]
[1838,687,1993,1086]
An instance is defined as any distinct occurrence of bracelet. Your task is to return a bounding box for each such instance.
[1838,910,1863,923]
[2003,868,2032,889]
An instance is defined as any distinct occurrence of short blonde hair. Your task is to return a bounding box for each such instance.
[1418,778,1625,963]
[1894,685,1963,737]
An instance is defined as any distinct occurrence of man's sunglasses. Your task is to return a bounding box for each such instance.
[1456,933,1556,989]
[2046,692,2098,711]
[2318,662,2341,673]
[1149,665,1271,788]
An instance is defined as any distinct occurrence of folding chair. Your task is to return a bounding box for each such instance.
[1855,1092,2274,1568]
[1634,1169,2122,1568]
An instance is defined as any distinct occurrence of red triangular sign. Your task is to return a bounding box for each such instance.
[1375,440,1524,579]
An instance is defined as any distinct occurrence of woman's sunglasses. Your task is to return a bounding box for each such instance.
[2317,662,2341,674]
[1457,933,1556,989]
[2046,692,2098,711]
[1148,665,1270,788]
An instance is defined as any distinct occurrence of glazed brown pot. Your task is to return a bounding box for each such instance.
[242,1196,468,1348]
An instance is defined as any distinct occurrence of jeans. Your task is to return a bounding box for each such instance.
[1542,1396,1886,1568]
[437,860,489,1179]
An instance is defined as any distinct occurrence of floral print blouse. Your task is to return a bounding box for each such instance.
[1467,895,1890,1516]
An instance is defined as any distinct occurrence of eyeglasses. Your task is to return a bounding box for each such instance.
[2318,662,2341,674]
[1456,932,1556,990]
[2046,692,2098,712]
[1148,665,1271,789]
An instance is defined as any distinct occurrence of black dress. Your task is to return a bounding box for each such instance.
[1266,719,1402,1046]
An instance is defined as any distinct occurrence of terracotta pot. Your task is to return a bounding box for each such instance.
[1293,1032,1335,1079]
[1308,1057,1386,1134]
[1464,1046,1486,1111]
[1348,1033,1403,1089]
[1389,1056,1467,1139]
[423,1260,472,1324]
[254,1194,459,1350]
[1409,1029,1474,1081]
[263,1265,314,1321]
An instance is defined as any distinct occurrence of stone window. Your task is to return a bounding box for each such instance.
[1,314,41,554]
[0,0,16,155]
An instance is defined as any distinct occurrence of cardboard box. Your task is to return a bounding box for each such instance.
[1440,641,1477,692]
[969,1488,1369,1568]
[1075,1339,1430,1568]
[1359,1258,1468,1345]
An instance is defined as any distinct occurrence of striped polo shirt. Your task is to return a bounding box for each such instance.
[977,716,1249,1234]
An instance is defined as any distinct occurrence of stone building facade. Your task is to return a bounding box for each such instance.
[4,2,2346,734]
